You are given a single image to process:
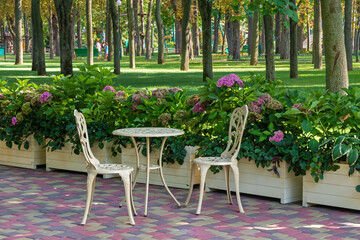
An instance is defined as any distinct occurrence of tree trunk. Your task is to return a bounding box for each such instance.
[128,0,136,67]
[275,13,281,54]
[110,0,120,73]
[106,0,113,61]
[70,4,76,59]
[140,0,145,55]
[53,15,60,56]
[344,0,353,71]
[290,0,298,79]
[31,0,46,75]
[76,4,82,48]
[54,0,74,76]
[313,0,322,69]
[198,0,213,81]
[14,0,23,64]
[261,17,265,55]
[225,12,233,56]
[134,0,141,56]
[280,15,290,59]
[23,13,30,53]
[155,0,164,64]
[321,0,349,92]
[192,0,200,57]
[86,0,93,65]
[250,10,259,65]
[48,4,55,60]
[306,12,310,51]
[180,0,191,70]
[232,19,241,60]
[145,0,153,59]
[247,16,253,55]
[297,13,305,51]
[31,8,38,71]
[264,14,275,80]
[212,12,219,53]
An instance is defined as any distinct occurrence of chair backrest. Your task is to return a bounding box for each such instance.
[74,110,100,169]
[221,105,249,159]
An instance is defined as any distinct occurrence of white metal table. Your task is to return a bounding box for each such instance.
[113,127,184,216]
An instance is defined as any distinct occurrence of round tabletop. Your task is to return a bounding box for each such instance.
[112,127,184,138]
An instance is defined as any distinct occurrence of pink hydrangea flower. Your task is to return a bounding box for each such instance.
[193,101,210,113]
[40,92,52,104]
[11,117,17,126]
[132,102,140,110]
[269,130,284,143]
[103,86,116,92]
[217,74,244,88]
[292,103,303,110]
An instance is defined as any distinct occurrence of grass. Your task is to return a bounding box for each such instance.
[1,52,360,95]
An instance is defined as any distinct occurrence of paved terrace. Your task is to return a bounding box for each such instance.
[0,165,359,240]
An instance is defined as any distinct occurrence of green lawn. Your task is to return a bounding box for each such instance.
[1,53,360,95]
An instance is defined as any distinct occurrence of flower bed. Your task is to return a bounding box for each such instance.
[0,135,45,169]
[206,158,303,204]
[303,164,360,210]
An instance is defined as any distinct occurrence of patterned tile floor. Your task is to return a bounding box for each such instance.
[0,165,359,240]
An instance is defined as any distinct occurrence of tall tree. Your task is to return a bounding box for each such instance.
[232,18,241,59]
[31,0,46,75]
[280,14,290,59]
[247,15,253,55]
[155,0,164,64]
[212,11,219,53]
[180,0,192,70]
[134,0,141,56]
[128,0,136,67]
[191,0,200,57]
[76,3,82,48]
[274,13,280,54]
[14,0,23,64]
[86,0,93,65]
[23,12,30,53]
[198,0,213,81]
[109,0,120,73]
[145,0,154,59]
[313,0,322,69]
[54,0,74,75]
[106,0,113,61]
[321,0,348,92]
[290,0,298,79]
[264,14,275,80]
[48,3,55,60]
[344,0,353,71]
[139,0,145,55]
[250,10,259,65]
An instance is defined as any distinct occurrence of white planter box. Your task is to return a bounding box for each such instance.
[303,164,360,211]
[0,136,46,169]
[121,146,199,189]
[206,157,303,204]
[46,141,121,178]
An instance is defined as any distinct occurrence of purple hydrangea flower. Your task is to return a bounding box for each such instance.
[168,87,183,93]
[217,74,244,88]
[269,130,284,143]
[11,117,17,126]
[193,101,210,113]
[103,86,116,92]
[40,92,52,104]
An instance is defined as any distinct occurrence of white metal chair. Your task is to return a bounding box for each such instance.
[184,106,249,214]
[74,110,136,225]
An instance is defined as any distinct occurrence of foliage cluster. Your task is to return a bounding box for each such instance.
[1,65,360,191]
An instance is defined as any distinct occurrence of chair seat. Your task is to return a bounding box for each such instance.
[194,157,233,165]
[92,164,134,174]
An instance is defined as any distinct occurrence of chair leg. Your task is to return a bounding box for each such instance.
[196,164,210,215]
[184,162,197,206]
[129,173,137,216]
[120,172,136,226]
[224,165,233,205]
[119,165,139,208]
[230,163,244,213]
[81,173,97,225]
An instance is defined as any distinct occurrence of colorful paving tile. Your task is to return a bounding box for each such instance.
[0,165,359,239]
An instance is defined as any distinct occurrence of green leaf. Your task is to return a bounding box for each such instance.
[309,101,320,110]
[45,108,53,115]
[301,120,312,133]
[332,144,342,160]
[340,144,352,155]
[249,129,263,136]
[347,148,358,166]
[208,93,218,100]
[208,111,217,119]
[356,185,360,193]
[309,139,319,152]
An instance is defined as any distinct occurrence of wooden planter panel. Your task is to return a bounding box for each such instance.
[46,142,121,178]
[0,137,46,169]
[206,158,303,204]
[303,164,360,211]
[121,146,199,189]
